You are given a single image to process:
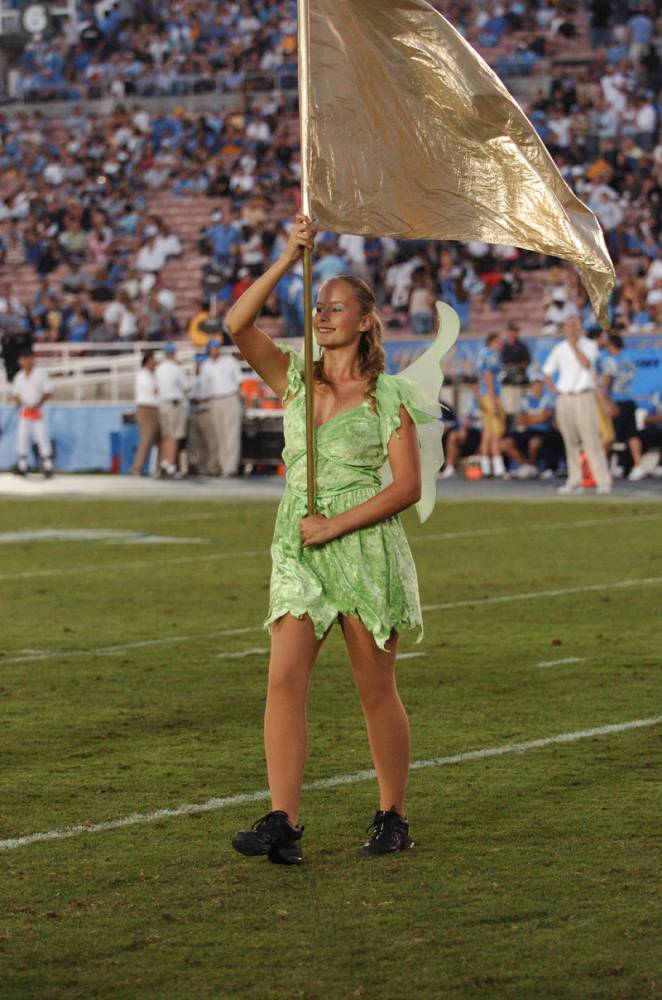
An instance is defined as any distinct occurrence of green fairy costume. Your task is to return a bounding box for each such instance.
[265,303,460,650]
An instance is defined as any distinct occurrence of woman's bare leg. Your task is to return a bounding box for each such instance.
[265,614,323,824]
[340,616,410,816]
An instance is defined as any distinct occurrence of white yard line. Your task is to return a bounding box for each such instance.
[398,652,426,660]
[3,627,262,665]
[1,715,659,853]
[0,548,269,583]
[0,529,207,545]
[413,512,659,543]
[420,576,662,612]
[536,657,586,669]
[4,575,661,667]
[216,647,269,659]
[1,514,657,584]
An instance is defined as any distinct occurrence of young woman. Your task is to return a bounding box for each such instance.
[226,214,440,866]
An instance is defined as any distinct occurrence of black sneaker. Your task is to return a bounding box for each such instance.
[232,810,304,866]
[360,807,413,857]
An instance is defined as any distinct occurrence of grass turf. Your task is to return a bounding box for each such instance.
[1,496,661,999]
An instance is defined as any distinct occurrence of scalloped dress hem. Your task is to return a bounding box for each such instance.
[263,606,423,653]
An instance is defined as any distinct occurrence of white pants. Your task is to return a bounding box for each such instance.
[556,392,611,488]
[209,395,242,476]
[17,415,52,471]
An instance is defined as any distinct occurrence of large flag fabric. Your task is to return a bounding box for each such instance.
[299,0,615,327]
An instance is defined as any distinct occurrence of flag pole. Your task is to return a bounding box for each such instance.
[297,0,316,515]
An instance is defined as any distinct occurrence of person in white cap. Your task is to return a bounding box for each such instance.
[11,348,54,478]
[200,337,242,476]
[543,288,579,335]
[543,317,612,494]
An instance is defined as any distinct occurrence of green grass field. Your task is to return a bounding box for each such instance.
[1,496,661,1000]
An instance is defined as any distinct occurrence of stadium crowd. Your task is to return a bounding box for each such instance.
[0,0,659,354]
[8,0,300,102]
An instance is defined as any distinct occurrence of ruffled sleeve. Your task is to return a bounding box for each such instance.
[377,301,461,523]
[278,342,305,403]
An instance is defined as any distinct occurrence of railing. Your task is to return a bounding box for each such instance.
[0,340,254,404]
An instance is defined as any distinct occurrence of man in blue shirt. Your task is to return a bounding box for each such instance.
[600,333,645,480]
[202,210,241,265]
[475,332,507,478]
[503,373,561,477]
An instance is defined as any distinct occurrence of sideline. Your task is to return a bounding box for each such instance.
[0,513,657,584]
[2,716,660,852]
[4,575,661,666]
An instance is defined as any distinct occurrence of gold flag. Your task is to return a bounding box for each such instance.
[299,0,615,327]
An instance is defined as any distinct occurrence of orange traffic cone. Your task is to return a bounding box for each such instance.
[580,452,596,488]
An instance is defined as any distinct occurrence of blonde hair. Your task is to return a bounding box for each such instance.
[313,274,385,409]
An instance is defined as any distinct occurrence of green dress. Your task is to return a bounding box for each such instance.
[265,343,442,651]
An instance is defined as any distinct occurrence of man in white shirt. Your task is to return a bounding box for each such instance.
[136,231,168,291]
[155,343,187,477]
[130,349,159,476]
[200,338,242,476]
[543,318,612,494]
[11,349,54,477]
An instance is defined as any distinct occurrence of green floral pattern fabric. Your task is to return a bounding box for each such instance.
[264,345,438,651]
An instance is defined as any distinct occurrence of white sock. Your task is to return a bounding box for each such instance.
[480,456,491,476]
[492,455,506,477]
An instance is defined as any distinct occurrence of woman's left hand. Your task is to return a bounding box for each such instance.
[300,514,337,548]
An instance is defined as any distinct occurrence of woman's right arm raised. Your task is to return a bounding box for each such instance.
[225,214,316,399]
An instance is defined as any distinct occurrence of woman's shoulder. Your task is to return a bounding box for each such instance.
[375,371,419,406]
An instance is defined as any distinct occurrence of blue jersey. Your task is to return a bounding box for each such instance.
[602,350,637,403]
[520,392,554,432]
[476,347,502,397]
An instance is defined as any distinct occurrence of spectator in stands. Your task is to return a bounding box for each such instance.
[67,302,90,343]
[136,228,168,292]
[130,349,160,476]
[202,208,241,265]
[543,287,579,335]
[476,331,507,479]
[407,267,436,335]
[312,240,347,294]
[543,316,612,495]
[199,337,242,477]
[139,286,175,342]
[600,333,647,480]
[87,302,115,344]
[155,342,186,478]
